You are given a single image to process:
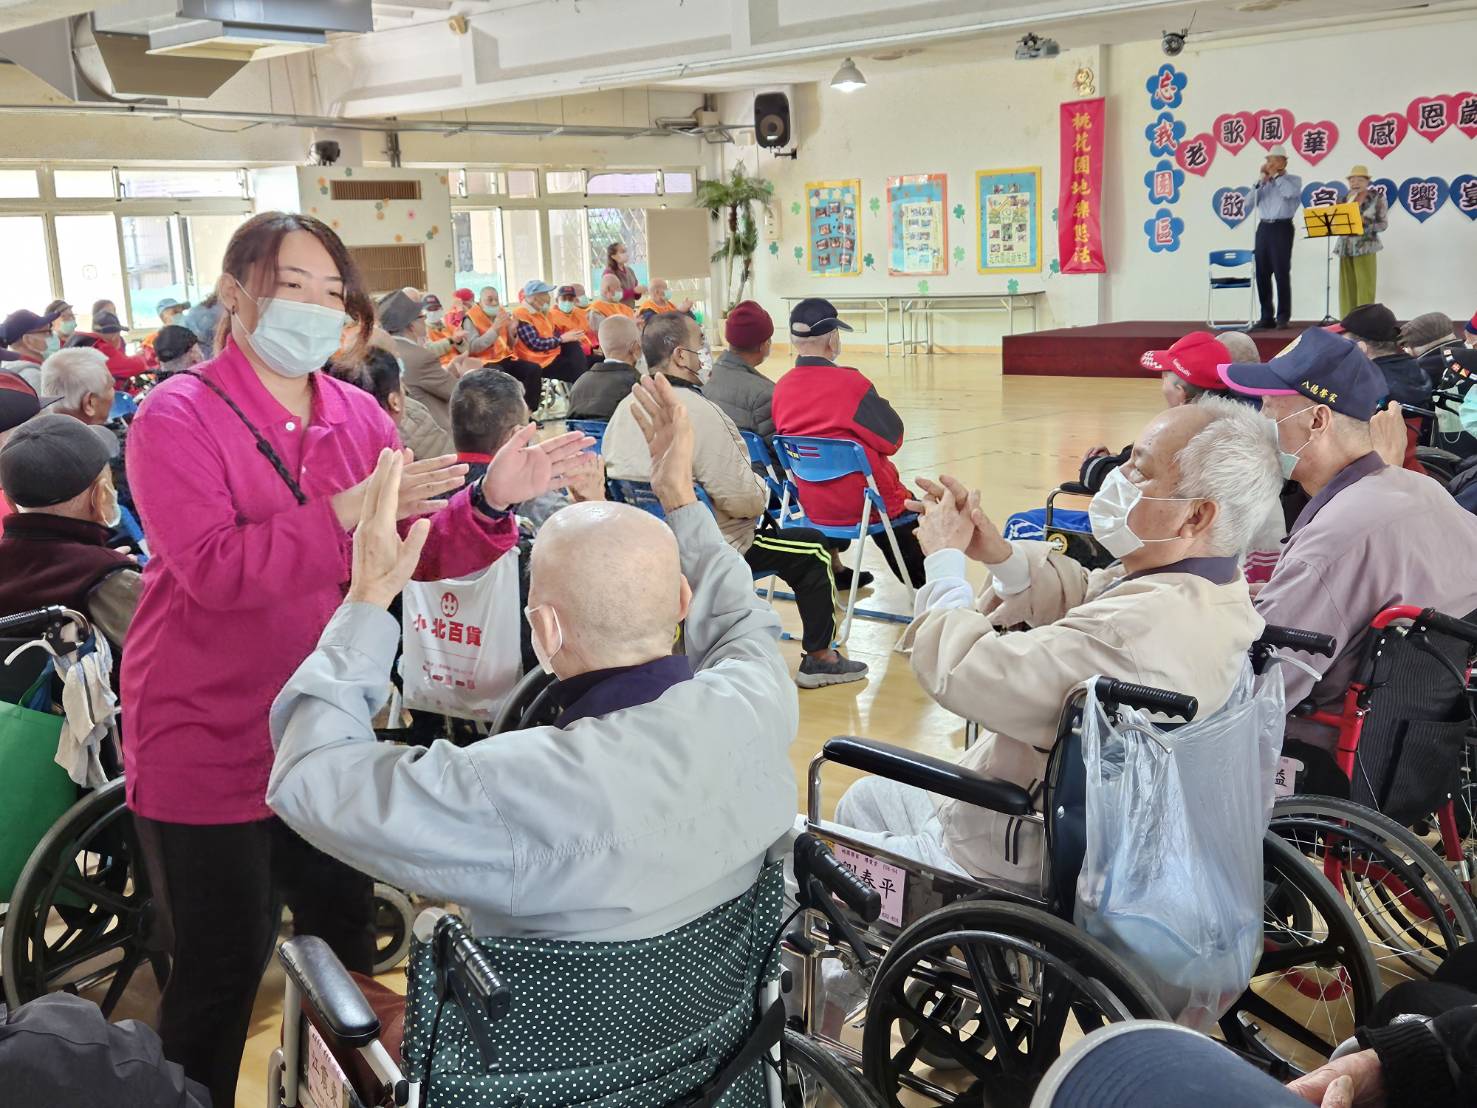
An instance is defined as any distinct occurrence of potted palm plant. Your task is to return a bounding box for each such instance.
[697,166,775,313]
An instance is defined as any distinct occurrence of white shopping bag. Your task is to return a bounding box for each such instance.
[401,551,523,721]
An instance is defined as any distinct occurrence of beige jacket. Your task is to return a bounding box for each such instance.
[907,542,1263,887]
[399,394,453,463]
[395,334,458,432]
[602,377,769,553]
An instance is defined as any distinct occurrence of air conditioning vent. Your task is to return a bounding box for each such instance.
[349,244,426,296]
[331,179,422,202]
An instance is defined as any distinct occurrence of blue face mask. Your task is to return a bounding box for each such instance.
[1275,405,1317,480]
[557,300,575,314]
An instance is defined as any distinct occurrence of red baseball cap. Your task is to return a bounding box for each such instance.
[1140,331,1232,391]
[453,288,474,302]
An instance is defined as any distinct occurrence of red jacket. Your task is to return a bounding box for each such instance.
[771,356,911,527]
[68,333,150,388]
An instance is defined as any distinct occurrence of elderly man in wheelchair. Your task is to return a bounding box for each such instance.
[260,375,882,1107]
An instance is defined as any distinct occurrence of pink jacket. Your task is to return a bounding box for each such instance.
[121,339,516,824]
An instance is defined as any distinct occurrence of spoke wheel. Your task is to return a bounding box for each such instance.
[371,883,415,975]
[861,901,1168,1108]
[778,1029,886,1107]
[1218,832,1379,1081]
[2,780,166,1015]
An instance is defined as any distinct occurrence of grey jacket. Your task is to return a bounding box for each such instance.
[266,505,798,941]
[705,350,776,438]
[399,394,452,462]
[567,359,640,422]
[395,335,458,432]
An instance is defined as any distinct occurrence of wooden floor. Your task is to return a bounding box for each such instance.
[224,350,1167,1105]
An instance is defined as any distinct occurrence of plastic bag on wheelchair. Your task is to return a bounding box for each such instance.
[1074,661,1286,1033]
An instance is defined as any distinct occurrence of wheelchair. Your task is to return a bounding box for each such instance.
[795,634,1381,1104]
[1269,605,1477,985]
[1003,451,1116,571]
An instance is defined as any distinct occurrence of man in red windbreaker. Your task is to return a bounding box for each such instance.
[771,298,925,587]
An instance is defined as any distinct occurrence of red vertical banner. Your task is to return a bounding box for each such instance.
[1060,98,1107,273]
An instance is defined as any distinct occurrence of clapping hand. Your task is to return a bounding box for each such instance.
[563,451,606,503]
[480,423,595,512]
[906,476,1012,562]
[332,450,468,530]
[347,450,432,609]
[630,373,696,512]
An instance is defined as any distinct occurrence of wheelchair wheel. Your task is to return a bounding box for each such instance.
[1,779,167,1016]
[779,1029,886,1107]
[1270,794,1477,981]
[371,883,415,975]
[861,900,1169,1108]
[1217,832,1379,1081]
[492,668,561,734]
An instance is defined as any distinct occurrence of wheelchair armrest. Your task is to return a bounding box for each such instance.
[1056,480,1095,497]
[822,736,1033,815]
[278,936,380,1048]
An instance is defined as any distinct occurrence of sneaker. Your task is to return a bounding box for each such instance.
[795,653,869,689]
[832,567,874,592]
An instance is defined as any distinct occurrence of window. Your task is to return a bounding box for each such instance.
[506,170,539,199]
[0,217,51,317]
[548,209,590,290]
[121,215,185,327]
[663,172,694,194]
[545,170,584,194]
[56,214,125,329]
[452,170,503,197]
[0,170,39,199]
[588,172,659,195]
[54,170,115,199]
[588,208,648,286]
[452,210,506,300]
[184,215,242,302]
[501,210,543,295]
[118,169,245,199]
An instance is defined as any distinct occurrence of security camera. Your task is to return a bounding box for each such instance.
[1162,30,1187,56]
[310,140,341,167]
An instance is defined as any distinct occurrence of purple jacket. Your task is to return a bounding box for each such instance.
[121,339,515,823]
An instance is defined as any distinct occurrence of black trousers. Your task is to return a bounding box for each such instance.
[874,517,928,588]
[134,814,375,1108]
[1255,219,1294,324]
[487,357,544,411]
[745,527,837,653]
[544,342,589,385]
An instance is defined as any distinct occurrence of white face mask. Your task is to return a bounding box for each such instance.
[238,288,347,380]
[1088,467,1196,560]
[1274,405,1316,480]
[526,603,563,676]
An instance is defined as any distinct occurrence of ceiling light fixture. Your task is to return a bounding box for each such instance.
[830,57,867,92]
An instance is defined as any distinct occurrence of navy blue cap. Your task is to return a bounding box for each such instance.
[1218,325,1386,420]
[788,297,854,338]
[0,308,61,346]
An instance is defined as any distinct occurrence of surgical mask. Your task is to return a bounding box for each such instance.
[557,300,575,314]
[427,311,444,325]
[533,301,549,315]
[481,299,498,310]
[237,289,347,380]
[576,295,590,308]
[698,345,714,384]
[43,334,60,356]
[525,603,563,675]
[1087,467,1196,559]
[1274,405,1316,480]
[58,319,77,338]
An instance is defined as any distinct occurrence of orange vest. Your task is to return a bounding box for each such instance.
[510,304,559,368]
[590,299,635,321]
[635,298,678,316]
[549,306,593,354]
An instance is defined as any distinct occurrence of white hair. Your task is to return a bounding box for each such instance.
[1174,396,1283,557]
[39,347,111,410]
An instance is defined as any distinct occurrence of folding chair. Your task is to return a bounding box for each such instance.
[770,435,916,645]
[1207,249,1256,331]
[607,478,716,519]
[738,431,804,530]
[565,419,608,454]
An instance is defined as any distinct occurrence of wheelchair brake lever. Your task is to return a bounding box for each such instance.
[806,876,876,970]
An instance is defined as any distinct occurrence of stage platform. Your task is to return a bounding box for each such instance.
[1002,320,1314,378]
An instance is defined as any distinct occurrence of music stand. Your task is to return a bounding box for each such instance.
[1303,202,1364,325]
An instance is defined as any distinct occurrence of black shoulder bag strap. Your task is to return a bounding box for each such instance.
[179,371,308,505]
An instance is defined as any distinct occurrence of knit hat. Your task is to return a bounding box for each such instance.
[725,301,774,350]
[1340,303,1400,344]
[1399,312,1457,356]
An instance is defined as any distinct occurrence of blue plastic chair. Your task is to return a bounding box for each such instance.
[607,479,715,519]
[739,430,806,530]
[770,435,917,644]
[1207,249,1256,331]
[566,419,608,454]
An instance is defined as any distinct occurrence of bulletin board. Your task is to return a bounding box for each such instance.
[976,167,1042,274]
[646,208,712,279]
[805,179,862,277]
[887,174,948,276]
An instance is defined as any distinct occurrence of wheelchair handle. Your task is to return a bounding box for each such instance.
[1094,677,1197,721]
[794,833,882,923]
[1417,608,1477,646]
[1257,625,1337,658]
[415,909,513,1024]
[1400,404,1437,421]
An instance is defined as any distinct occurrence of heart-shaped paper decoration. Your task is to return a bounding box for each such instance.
[1397,176,1450,222]
[1212,111,1256,155]
[1406,95,1452,142]
[1301,181,1348,210]
[1212,186,1253,228]
[1292,120,1339,166]
[1253,108,1295,150]
[1357,112,1408,159]
[1450,175,1477,221]
[1369,178,1398,212]
[1175,134,1216,176]
[1450,92,1477,139]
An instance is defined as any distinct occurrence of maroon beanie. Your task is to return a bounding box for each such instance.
[725,301,774,349]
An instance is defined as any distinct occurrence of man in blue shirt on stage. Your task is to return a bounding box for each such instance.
[1252,144,1303,330]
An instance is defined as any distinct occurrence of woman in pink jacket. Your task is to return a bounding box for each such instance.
[121,211,589,1108]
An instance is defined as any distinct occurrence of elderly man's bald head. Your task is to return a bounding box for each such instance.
[526,502,691,677]
[598,314,640,363]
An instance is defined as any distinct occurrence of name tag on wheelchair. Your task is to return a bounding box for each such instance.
[305,1019,360,1108]
[829,844,907,927]
[1274,756,1305,798]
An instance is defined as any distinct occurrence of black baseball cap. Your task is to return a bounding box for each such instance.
[1218,325,1386,420]
[0,308,62,346]
[153,324,199,364]
[91,310,126,335]
[1339,302,1400,344]
[0,413,112,507]
[789,298,854,339]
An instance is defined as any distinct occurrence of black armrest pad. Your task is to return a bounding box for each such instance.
[823,736,1033,816]
[278,936,380,1048]
[1057,480,1094,496]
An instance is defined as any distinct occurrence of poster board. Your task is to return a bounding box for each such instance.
[646,208,712,280]
[805,179,861,277]
[976,167,1042,274]
[887,174,948,276]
